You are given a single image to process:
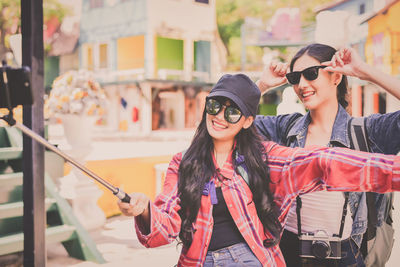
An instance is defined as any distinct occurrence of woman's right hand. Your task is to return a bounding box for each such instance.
[118,192,150,217]
[256,61,288,94]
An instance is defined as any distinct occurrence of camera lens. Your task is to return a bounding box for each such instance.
[311,240,331,259]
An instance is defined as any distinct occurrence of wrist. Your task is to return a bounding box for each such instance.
[138,201,150,219]
[256,79,270,94]
[356,62,374,81]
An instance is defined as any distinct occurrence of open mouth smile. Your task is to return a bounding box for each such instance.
[301,91,315,100]
[212,119,228,130]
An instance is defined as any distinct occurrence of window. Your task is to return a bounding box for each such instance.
[117,35,145,70]
[82,44,94,70]
[156,37,184,70]
[195,0,209,4]
[99,43,108,69]
[82,43,109,70]
[90,0,104,8]
[359,3,365,15]
[194,41,210,73]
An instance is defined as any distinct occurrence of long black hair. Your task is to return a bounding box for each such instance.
[290,43,349,108]
[177,109,282,248]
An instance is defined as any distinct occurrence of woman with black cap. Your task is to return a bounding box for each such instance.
[118,73,400,267]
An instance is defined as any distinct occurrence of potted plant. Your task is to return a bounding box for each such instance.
[46,69,107,153]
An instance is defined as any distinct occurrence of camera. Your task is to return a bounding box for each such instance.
[0,65,32,108]
[299,230,342,259]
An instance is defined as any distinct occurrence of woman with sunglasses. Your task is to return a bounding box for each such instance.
[255,44,400,267]
[118,73,400,267]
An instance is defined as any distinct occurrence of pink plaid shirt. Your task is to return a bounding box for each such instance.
[135,141,400,267]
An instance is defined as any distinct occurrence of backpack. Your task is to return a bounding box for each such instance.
[349,117,395,267]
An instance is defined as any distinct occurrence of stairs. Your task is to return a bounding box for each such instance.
[0,126,105,263]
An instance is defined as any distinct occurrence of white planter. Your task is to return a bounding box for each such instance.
[61,114,96,160]
[59,114,106,230]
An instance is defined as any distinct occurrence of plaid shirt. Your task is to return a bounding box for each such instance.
[135,141,400,267]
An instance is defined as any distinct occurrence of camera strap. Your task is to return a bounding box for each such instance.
[296,192,349,238]
[296,195,302,237]
[336,192,349,238]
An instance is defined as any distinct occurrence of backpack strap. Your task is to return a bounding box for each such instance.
[348,117,370,152]
[348,117,378,233]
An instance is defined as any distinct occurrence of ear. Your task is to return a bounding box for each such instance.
[332,72,343,86]
[242,116,254,129]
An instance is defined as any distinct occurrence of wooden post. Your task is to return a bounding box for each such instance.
[21,0,46,266]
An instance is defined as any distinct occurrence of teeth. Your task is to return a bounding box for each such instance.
[302,91,315,98]
[213,120,227,129]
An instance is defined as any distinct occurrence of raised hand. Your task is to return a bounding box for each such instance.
[322,47,368,80]
[256,61,289,94]
[323,47,400,99]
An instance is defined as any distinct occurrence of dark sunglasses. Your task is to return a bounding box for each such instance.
[286,65,327,85]
[205,98,242,124]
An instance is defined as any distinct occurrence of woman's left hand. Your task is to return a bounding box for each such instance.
[322,47,400,99]
[322,47,368,80]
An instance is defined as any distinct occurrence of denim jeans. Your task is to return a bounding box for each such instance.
[203,242,262,267]
[280,229,365,267]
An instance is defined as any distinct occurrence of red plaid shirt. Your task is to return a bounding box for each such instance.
[135,142,400,267]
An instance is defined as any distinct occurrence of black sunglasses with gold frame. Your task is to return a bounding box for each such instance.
[205,98,242,124]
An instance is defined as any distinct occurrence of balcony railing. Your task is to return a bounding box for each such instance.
[157,69,185,80]
[92,68,211,84]
[93,68,146,83]
[157,69,210,82]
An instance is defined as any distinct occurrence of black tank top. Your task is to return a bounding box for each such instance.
[207,187,245,251]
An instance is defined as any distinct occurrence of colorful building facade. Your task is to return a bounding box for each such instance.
[364,0,400,114]
[79,0,226,133]
[316,0,400,116]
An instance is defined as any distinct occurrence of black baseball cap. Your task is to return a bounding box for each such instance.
[207,74,260,117]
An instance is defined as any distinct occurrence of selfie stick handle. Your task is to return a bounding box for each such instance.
[1,61,14,122]
[0,62,131,203]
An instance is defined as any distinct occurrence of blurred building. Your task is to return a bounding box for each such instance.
[44,0,81,93]
[241,8,312,73]
[316,0,375,15]
[315,0,400,116]
[363,0,400,114]
[241,8,310,113]
[78,0,226,134]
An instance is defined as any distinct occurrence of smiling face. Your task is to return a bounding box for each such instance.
[292,54,340,110]
[205,98,253,143]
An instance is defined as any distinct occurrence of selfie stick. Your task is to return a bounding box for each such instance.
[0,63,131,203]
